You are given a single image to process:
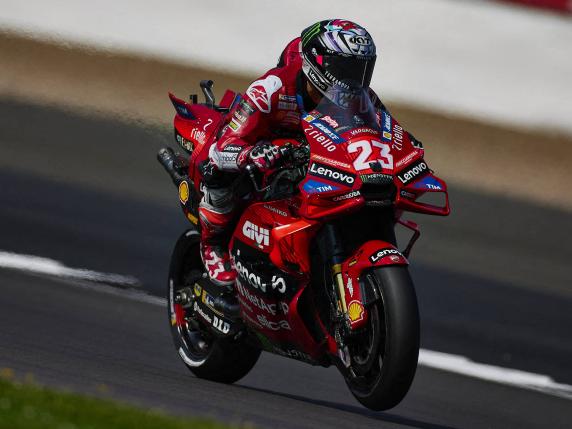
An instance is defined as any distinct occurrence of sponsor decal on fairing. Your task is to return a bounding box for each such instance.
[190,127,206,144]
[263,204,288,217]
[396,159,429,185]
[178,181,189,204]
[392,123,404,150]
[311,154,351,169]
[308,162,356,186]
[348,300,364,323]
[257,314,291,331]
[311,120,344,142]
[303,179,339,194]
[236,279,283,316]
[331,190,360,202]
[382,111,392,142]
[304,125,337,152]
[346,277,354,296]
[242,221,269,247]
[350,127,378,136]
[395,150,420,169]
[234,259,287,294]
[175,129,193,152]
[413,174,442,190]
[369,247,404,264]
[360,173,392,184]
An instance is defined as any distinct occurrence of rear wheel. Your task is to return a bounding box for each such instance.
[344,266,419,410]
[167,229,260,383]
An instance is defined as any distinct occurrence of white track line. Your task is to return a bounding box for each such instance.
[1,250,571,400]
[0,250,139,287]
[418,349,572,400]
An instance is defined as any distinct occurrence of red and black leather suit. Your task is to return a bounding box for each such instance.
[199,37,418,249]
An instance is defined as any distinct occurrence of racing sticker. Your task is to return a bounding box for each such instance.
[175,129,193,152]
[369,247,404,264]
[311,154,351,169]
[303,179,340,194]
[178,181,190,204]
[303,115,344,143]
[330,190,360,202]
[396,159,429,185]
[413,174,442,190]
[392,123,404,150]
[308,162,356,187]
[382,111,392,142]
[246,75,282,113]
[348,300,364,323]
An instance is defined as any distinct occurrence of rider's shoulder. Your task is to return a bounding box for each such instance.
[242,37,302,114]
[244,72,286,114]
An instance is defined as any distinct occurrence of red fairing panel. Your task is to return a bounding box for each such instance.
[341,240,408,330]
[230,203,333,359]
[169,93,225,186]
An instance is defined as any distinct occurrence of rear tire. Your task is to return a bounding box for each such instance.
[167,229,260,384]
[345,266,419,410]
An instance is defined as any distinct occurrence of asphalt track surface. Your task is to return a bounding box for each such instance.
[1,99,571,427]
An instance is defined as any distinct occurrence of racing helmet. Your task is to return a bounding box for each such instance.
[301,19,376,105]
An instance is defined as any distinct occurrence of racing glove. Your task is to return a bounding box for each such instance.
[244,142,283,172]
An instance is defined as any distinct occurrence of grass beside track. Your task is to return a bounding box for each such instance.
[0,378,239,429]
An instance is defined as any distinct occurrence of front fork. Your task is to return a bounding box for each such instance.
[317,223,353,366]
[318,224,348,314]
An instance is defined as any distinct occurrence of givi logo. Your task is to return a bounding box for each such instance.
[242,221,270,246]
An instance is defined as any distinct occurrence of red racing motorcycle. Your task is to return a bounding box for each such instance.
[158,80,450,410]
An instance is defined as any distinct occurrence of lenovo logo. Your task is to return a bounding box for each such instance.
[369,248,403,264]
[397,160,428,185]
[308,162,355,186]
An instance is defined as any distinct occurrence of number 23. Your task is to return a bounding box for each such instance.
[347,140,393,171]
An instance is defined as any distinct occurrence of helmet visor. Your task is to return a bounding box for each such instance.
[322,55,376,89]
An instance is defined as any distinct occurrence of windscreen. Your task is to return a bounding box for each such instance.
[308,87,379,133]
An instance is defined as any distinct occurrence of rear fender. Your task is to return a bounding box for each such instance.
[341,240,408,330]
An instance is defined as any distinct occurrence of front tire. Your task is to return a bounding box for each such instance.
[167,229,260,384]
[345,266,420,410]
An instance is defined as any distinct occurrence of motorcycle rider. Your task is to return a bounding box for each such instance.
[199,19,421,286]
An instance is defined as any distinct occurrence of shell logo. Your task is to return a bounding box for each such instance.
[179,181,190,204]
[348,300,364,323]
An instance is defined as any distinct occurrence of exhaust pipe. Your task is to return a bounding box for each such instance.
[157,147,188,186]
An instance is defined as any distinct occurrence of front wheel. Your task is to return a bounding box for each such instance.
[167,229,261,384]
[344,266,420,410]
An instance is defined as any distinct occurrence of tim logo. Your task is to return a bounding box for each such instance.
[242,221,270,246]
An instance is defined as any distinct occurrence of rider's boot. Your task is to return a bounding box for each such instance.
[200,242,236,286]
[198,186,237,287]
